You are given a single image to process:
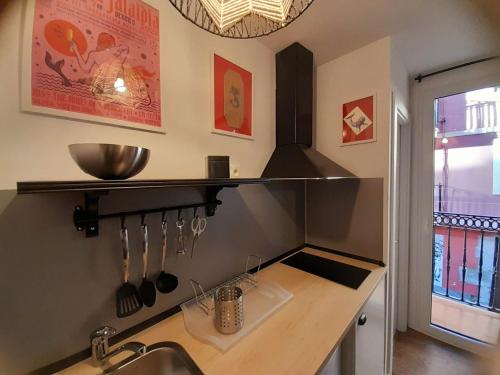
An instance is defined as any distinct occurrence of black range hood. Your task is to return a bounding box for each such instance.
[262,43,356,179]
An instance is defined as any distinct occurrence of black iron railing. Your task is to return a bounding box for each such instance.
[433,211,500,231]
[433,211,500,312]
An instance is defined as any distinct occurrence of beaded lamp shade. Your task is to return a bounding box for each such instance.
[169,0,315,38]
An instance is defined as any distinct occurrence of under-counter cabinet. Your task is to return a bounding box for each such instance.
[319,276,386,375]
[355,276,386,375]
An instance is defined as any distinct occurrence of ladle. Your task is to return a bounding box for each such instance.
[156,216,179,294]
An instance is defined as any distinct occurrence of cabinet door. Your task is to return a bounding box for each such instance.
[317,346,341,375]
[355,277,386,375]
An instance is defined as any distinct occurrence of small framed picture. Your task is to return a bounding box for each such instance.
[211,53,253,140]
[341,94,376,146]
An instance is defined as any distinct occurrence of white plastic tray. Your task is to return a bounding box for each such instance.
[181,279,293,351]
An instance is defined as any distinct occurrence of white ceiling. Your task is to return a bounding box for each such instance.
[258,0,500,75]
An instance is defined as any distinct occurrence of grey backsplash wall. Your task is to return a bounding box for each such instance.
[0,178,384,374]
[306,178,384,263]
[0,182,305,374]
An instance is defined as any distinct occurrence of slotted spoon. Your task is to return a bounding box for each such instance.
[116,224,143,318]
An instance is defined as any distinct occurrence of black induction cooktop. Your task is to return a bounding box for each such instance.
[281,251,371,289]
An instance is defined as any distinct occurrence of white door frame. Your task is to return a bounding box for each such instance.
[408,59,500,355]
[395,110,411,333]
[386,92,410,374]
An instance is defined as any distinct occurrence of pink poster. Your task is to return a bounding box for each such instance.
[28,0,161,130]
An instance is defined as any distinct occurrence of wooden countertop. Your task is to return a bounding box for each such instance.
[61,248,385,375]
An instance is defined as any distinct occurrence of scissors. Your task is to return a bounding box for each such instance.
[190,214,207,258]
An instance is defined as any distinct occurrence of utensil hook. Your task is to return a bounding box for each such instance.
[120,216,126,229]
[160,211,168,272]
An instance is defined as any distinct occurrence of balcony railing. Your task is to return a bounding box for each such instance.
[435,101,498,138]
[433,211,500,312]
[466,101,498,133]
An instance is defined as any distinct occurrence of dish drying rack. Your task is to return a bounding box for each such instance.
[181,254,293,351]
[189,255,262,315]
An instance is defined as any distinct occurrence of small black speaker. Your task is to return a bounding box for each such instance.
[207,156,230,178]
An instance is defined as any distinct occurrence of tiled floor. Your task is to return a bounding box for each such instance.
[393,329,494,375]
[431,294,500,345]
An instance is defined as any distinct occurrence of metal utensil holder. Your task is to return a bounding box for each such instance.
[214,286,244,334]
[189,255,262,315]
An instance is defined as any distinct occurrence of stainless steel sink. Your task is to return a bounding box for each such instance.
[103,342,204,375]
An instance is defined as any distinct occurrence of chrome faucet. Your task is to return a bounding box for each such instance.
[90,326,146,367]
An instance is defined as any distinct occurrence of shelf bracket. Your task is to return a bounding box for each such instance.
[73,191,107,237]
[206,186,225,217]
[205,184,239,216]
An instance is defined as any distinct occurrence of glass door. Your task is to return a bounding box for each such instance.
[409,60,500,354]
[431,88,500,345]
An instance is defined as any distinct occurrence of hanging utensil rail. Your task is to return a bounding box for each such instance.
[86,200,220,221]
[74,196,221,237]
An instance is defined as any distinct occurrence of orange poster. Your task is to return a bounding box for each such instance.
[23,0,162,132]
[212,54,253,139]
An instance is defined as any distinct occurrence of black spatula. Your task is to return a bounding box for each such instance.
[116,225,143,318]
[139,221,156,307]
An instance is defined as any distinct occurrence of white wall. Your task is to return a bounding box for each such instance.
[316,37,392,262]
[315,35,410,260]
[0,0,276,190]
[391,47,410,119]
[316,37,409,375]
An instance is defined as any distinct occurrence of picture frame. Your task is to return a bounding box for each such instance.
[341,93,377,146]
[210,52,254,140]
[21,0,164,133]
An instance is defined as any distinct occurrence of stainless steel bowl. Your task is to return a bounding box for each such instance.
[68,143,150,180]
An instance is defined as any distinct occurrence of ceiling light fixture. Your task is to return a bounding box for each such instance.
[168,0,315,38]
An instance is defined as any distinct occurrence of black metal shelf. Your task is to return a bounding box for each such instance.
[16,178,270,237]
[16,178,270,194]
[16,177,352,194]
[16,177,353,237]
